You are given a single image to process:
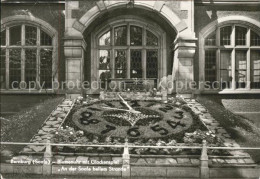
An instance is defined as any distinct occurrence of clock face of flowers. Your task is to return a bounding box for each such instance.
[72,100,193,139]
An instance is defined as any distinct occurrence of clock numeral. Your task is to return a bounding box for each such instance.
[173,113,183,119]
[150,125,169,135]
[101,125,116,134]
[131,101,140,107]
[80,118,100,125]
[146,102,156,107]
[167,120,185,129]
[88,107,102,111]
[104,102,115,107]
[82,111,92,118]
[127,127,141,137]
[159,105,173,113]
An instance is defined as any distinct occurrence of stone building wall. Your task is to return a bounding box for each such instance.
[1,3,66,84]
[194,4,260,84]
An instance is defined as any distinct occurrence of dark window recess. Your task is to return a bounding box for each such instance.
[41,31,52,46]
[25,26,37,45]
[235,26,247,46]
[235,50,247,88]
[251,31,260,46]
[1,30,6,46]
[40,49,53,88]
[146,50,158,78]
[114,26,127,46]
[0,49,6,89]
[220,26,232,46]
[9,49,21,88]
[146,30,158,46]
[10,26,21,46]
[25,49,37,88]
[130,50,142,78]
[205,50,217,88]
[251,50,260,89]
[115,50,127,78]
[130,26,142,46]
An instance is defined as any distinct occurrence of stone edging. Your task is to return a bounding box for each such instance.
[20,99,75,153]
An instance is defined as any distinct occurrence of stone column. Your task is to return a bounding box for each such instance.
[64,37,87,93]
[172,37,197,95]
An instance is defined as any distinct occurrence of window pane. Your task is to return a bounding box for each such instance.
[235,50,247,88]
[251,31,260,46]
[251,50,260,89]
[9,49,21,88]
[99,31,111,46]
[235,26,247,46]
[146,30,158,46]
[114,26,127,46]
[205,32,216,46]
[130,50,142,78]
[115,50,127,78]
[1,30,6,46]
[10,26,21,46]
[220,51,232,89]
[0,49,6,89]
[205,50,217,88]
[130,26,142,46]
[220,26,232,46]
[99,50,111,88]
[40,49,52,88]
[25,49,37,88]
[25,26,37,45]
[40,30,52,46]
[146,50,158,78]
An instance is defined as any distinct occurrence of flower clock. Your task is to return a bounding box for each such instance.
[72,95,193,139]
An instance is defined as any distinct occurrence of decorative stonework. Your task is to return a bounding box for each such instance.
[20,99,75,153]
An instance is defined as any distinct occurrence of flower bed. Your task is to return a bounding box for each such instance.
[51,97,229,156]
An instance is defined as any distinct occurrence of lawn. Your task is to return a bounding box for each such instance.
[196,95,260,164]
[0,95,64,154]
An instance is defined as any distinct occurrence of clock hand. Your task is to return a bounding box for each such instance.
[117,94,133,110]
[117,94,141,114]
[102,106,141,114]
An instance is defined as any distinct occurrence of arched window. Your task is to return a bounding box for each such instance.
[204,25,260,89]
[0,24,53,89]
[96,22,161,88]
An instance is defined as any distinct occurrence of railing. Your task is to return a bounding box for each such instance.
[1,140,259,178]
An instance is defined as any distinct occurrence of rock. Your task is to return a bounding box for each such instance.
[45,121,60,126]
[177,158,190,164]
[136,158,147,164]
[216,159,226,164]
[29,145,46,152]
[155,158,171,164]
[244,158,255,164]
[42,127,55,132]
[225,159,238,164]
[22,147,33,153]
[145,158,156,164]
[167,158,178,164]
[190,159,200,165]
[1,149,14,157]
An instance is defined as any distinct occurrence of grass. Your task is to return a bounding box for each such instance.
[0,95,64,154]
[196,95,260,164]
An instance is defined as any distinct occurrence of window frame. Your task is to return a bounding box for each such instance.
[201,22,260,92]
[91,18,166,87]
[1,23,54,90]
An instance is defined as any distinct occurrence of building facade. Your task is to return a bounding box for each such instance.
[1,0,260,95]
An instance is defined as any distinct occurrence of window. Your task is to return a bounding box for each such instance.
[0,24,53,89]
[97,24,160,85]
[204,25,260,89]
